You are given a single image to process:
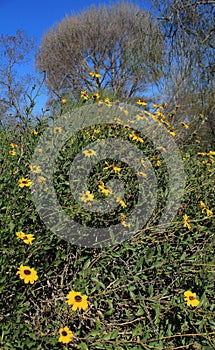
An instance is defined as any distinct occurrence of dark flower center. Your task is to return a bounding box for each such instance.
[23,236,28,240]
[62,331,67,336]
[189,296,195,300]
[75,295,82,302]
[24,269,31,275]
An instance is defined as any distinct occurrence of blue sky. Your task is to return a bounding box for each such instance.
[0,0,151,114]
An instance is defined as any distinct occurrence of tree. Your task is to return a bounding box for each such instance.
[36,2,164,100]
[0,29,41,127]
[152,0,215,147]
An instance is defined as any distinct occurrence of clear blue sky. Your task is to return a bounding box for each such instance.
[0,0,152,114]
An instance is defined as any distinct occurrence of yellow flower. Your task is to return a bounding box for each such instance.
[54,126,62,133]
[200,201,213,216]
[18,178,32,188]
[156,160,161,166]
[59,326,73,344]
[81,190,94,203]
[66,290,88,311]
[98,181,112,196]
[168,128,176,137]
[135,114,148,121]
[83,149,97,157]
[10,169,18,175]
[103,163,121,173]
[89,71,101,78]
[156,110,165,118]
[9,150,16,156]
[116,197,127,208]
[37,176,46,185]
[91,93,100,100]
[16,265,38,284]
[180,122,189,129]
[195,139,201,143]
[137,171,147,178]
[136,100,147,106]
[16,231,35,245]
[118,106,128,115]
[184,290,200,307]
[31,130,38,135]
[153,103,164,109]
[29,165,41,174]
[206,209,213,216]
[61,98,67,104]
[129,131,144,143]
[10,143,18,148]
[81,90,88,100]
[183,214,192,230]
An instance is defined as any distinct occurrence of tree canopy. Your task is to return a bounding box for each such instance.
[36,2,164,99]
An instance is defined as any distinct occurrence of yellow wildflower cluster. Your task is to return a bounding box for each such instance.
[197,151,215,167]
[9,142,18,156]
[129,131,144,143]
[98,181,112,196]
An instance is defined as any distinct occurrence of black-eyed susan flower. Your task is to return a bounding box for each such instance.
[116,197,127,208]
[18,178,32,188]
[81,190,94,203]
[29,165,41,174]
[54,126,62,133]
[183,214,192,230]
[103,163,121,173]
[9,150,16,156]
[156,110,165,118]
[91,93,100,100]
[135,114,148,121]
[184,290,200,307]
[66,290,88,311]
[180,121,189,129]
[98,181,112,196]
[89,71,101,78]
[59,326,73,344]
[137,99,147,106]
[168,128,176,137]
[16,231,35,245]
[16,265,38,284]
[81,90,89,100]
[37,176,46,185]
[10,143,18,148]
[83,149,97,157]
[31,130,38,135]
[93,128,100,134]
[137,171,147,178]
[200,201,213,217]
[61,98,67,104]
[10,169,18,175]
[153,103,163,109]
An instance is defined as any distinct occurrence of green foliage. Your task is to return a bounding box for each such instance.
[0,109,214,350]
